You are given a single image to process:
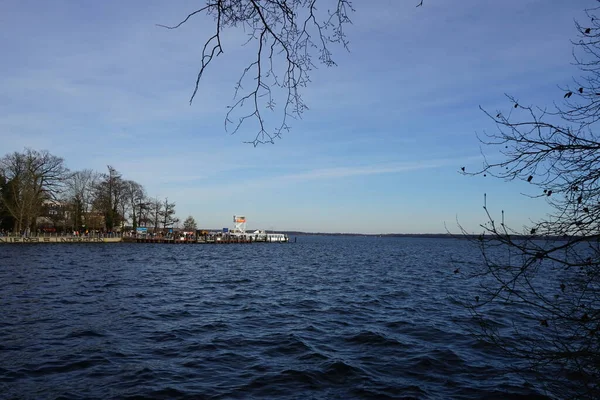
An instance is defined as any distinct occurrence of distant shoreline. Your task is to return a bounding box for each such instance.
[281,232,459,238]
[278,232,572,240]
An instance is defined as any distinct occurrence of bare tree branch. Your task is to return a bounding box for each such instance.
[158,0,354,145]
[459,6,600,398]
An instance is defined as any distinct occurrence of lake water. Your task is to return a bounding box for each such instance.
[0,236,549,399]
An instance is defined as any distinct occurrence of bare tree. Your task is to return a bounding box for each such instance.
[136,196,152,229]
[0,173,15,231]
[150,197,163,233]
[122,180,147,230]
[159,0,354,145]
[160,198,178,230]
[93,166,123,231]
[0,152,26,233]
[117,183,130,231]
[461,7,600,399]
[63,169,99,231]
[0,149,68,234]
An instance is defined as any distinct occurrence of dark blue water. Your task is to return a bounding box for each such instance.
[0,236,547,399]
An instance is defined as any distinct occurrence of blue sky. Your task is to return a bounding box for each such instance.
[0,0,591,233]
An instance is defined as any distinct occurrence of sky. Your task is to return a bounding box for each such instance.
[0,0,592,234]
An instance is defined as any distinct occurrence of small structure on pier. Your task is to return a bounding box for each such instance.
[233,215,247,234]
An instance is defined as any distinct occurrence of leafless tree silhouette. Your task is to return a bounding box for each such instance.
[158,0,354,145]
[460,6,600,398]
[0,149,68,233]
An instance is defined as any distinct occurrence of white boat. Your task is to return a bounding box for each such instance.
[228,215,289,242]
[229,230,288,242]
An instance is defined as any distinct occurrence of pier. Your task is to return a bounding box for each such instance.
[0,215,289,244]
[0,233,289,244]
[0,236,121,244]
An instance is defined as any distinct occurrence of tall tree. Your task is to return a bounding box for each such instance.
[0,149,68,233]
[0,173,16,231]
[136,196,152,229]
[122,180,147,231]
[160,198,178,230]
[93,166,123,231]
[117,183,130,231]
[150,197,163,233]
[462,7,600,399]
[63,169,99,231]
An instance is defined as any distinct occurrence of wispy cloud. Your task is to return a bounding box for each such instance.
[170,155,482,198]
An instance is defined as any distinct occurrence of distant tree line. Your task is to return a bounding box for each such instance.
[0,148,184,234]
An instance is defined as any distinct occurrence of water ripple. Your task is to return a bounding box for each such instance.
[0,237,551,399]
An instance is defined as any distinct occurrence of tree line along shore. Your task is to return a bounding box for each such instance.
[0,148,199,236]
